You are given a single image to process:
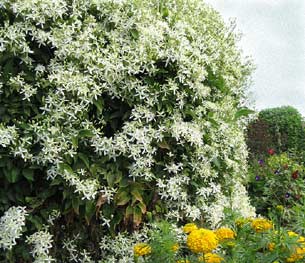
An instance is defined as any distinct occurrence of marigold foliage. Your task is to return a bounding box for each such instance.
[285,231,305,262]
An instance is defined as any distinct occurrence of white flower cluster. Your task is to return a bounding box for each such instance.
[0,206,27,250]
[26,230,55,263]
[61,169,100,200]
[47,210,61,226]
[1,0,254,236]
[202,181,256,228]
[0,125,18,147]
[99,227,149,263]
[62,235,80,262]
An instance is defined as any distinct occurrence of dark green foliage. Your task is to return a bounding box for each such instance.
[247,106,305,160]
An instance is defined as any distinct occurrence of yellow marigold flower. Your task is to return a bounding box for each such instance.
[176,260,190,263]
[286,231,305,262]
[187,228,218,254]
[214,228,235,242]
[287,231,305,246]
[198,253,224,263]
[268,242,275,251]
[251,218,273,232]
[286,247,305,262]
[172,243,179,252]
[133,243,152,257]
[183,223,198,234]
[288,231,299,237]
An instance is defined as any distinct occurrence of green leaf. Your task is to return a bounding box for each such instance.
[78,153,90,169]
[93,98,104,113]
[119,177,129,188]
[110,110,123,119]
[5,167,20,183]
[133,206,142,226]
[59,163,74,174]
[78,129,94,138]
[50,176,62,186]
[212,157,221,169]
[85,201,96,224]
[130,28,139,40]
[28,215,43,230]
[106,171,122,187]
[25,197,44,209]
[146,211,152,222]
[234,108,255,120]
[22,168,34,182]
[137,202,146,214]
[72,197,80,215]
[125,205,133,218]
[131,189,143,203]
[116,190,130,206]
[71,136,78,148]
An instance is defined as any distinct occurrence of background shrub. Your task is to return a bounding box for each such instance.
[0,0,253,261]
[247,106,305,159]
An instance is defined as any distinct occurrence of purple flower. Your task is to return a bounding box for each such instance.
[285,193,290,198]
[255,175,260,181]
[258,159,264,165]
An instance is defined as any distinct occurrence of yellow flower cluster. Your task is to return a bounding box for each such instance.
[183,223,198,234]
[186,228,218,254]
[172,243,180,252]
[251,218,273,232]
[268,242,275,251]
[199,253,224,263]
[287,247,305,263]
[176,260,190,263]
[133,243,152,257]
[286,231,305,262]
[267,231,305,262]
[214,227,235,242]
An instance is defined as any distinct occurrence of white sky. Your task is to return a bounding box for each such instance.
[205,0,305,116]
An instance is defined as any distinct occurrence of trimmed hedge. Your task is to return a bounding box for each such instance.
[247,106,305,158]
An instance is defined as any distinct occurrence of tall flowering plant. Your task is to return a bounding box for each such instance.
[0,0,254,261]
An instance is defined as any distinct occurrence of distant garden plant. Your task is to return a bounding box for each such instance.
[0,0,254,261]
[248,151,305,221]
[247,106,305,159]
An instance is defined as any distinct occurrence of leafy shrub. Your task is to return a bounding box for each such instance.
[248,152,305,218]
[247,106,305,159]
[0,0,253,261]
